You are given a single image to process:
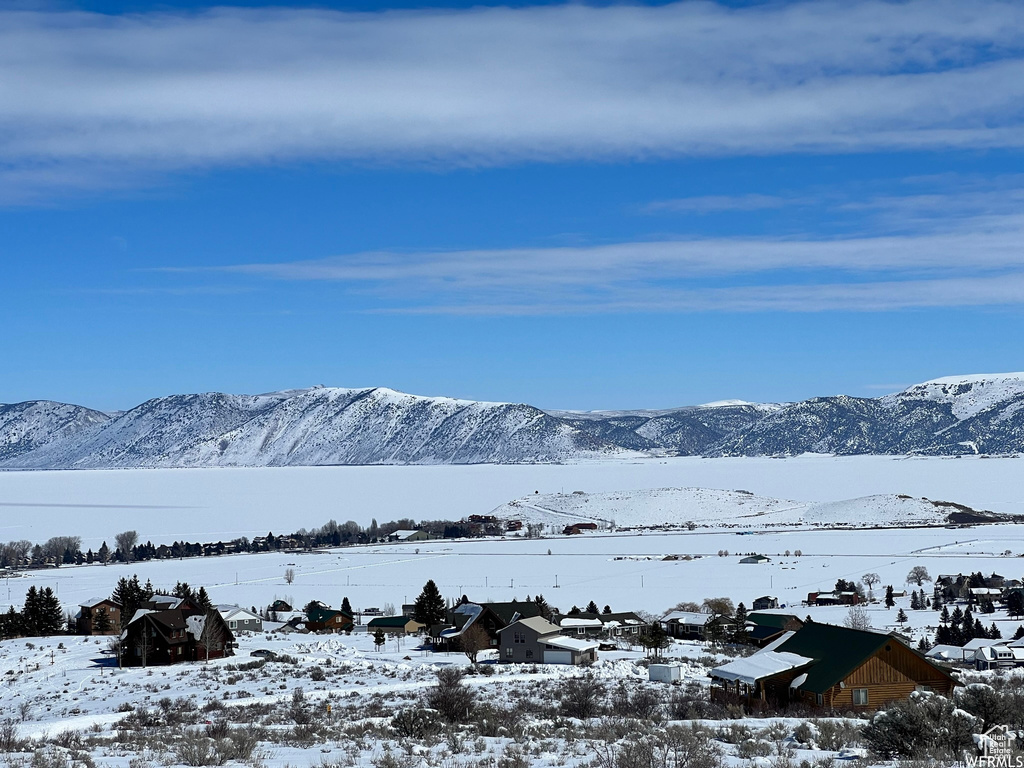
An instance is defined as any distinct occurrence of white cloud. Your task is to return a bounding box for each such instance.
[209,206,1024,314]
[3,0,1024,189]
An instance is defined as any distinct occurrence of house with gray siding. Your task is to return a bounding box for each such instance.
[218,605,263,633]
[498,616,598,665]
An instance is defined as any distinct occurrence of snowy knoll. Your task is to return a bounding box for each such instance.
[491,487,1002,530]
[1,372,1023,468]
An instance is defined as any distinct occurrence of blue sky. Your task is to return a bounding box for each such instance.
[2,0,1024,411]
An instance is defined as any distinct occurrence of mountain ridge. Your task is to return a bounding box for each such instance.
[2,372,1023,468]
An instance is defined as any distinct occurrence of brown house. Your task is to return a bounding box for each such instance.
[120,607,235,667]
[711,623,958,711]
[77,598,122,635]
[305,602,354,633]
[431,600,546,652]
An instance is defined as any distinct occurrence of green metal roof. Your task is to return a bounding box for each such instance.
[367,616,415,628]
[747,612,802,630]
[774,623,891,694]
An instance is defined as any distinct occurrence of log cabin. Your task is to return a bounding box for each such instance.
[711,622,958,711]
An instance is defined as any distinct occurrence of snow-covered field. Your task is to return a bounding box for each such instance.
[3,456,1024,766]
[1,454,1023,548]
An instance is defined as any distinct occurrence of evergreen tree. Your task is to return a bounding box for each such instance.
[934,624,951,645]
[533,594,553,621]
[341,597,353,615]
[940,605,951,624]
[884,585,895,609]
[173,582,194,600]
[910,591,921,611]
[568,605,581,615]
[989,623,1002,640]
[732,602,749,643]
[981,598,996,614]
[373,628,386,649]
[23,586,63,635]
[896,608,908,625]
[1007,590,1024,619]
[962,607,975,639]
[585,600,599,615]
[413,580,446,627]
[1013,625,1024,641]
[98,541,111,564]
[93,608,112,634]
[602,605,612,615]
[112,574,151,621]
[195,587,213,611]
[973,618,985,639]
[0,606,22,639]
[917,636,931,652]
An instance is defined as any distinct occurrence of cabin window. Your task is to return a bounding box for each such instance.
[853,688,869,706]
[815,694,823,706]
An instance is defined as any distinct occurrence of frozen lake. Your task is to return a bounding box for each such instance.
[0,454,1022,548]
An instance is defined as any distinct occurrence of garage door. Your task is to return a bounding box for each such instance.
[543,650,572,665]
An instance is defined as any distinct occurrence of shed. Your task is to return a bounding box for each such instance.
[649,663,684,683]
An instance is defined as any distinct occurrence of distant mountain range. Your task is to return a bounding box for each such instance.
[2,373,1023,468]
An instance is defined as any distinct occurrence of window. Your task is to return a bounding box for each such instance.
[525,650,533,659]
[853,689,869,706]
[514,632,525,644]
[505,647,513,658]
[229,621,237,629]
[815,694,823,706]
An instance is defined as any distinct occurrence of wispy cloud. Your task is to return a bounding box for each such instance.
[201,204,1024,314]
[4,1,1024,195]
[641,194,799,214]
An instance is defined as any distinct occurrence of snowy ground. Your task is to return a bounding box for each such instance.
[1,454,1023,548]
[5,524,1024,645]
[493,487,986,530]
[2,456,1024,766]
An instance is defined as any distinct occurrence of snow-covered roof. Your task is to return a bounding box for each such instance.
[926,644,970,660]
[711,650,814,685]
[218,605,260,621]
[80,597,114,609]
[661,611,713,625]
[969,588,1002,596]
[560,617,603,629]
[544,635,600,652]
[962,637,1005,651]
[389,530,420,540]
[976,645,1024,662]
[496,615,560,636]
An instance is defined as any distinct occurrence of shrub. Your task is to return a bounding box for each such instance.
[862,693,976,760]
[561,675,605,720]
[425,667,475,723]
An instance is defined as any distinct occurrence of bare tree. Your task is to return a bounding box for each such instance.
[460,622,490,664]
[701,597,735,617]
[906,566,932,587]
[284,568,295,585]
[114,530,138,562]
[862,573,881,598]
[843,605,872,630]
[670,601,702,613]
[198,611,228,663]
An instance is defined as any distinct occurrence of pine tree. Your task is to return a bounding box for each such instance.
[22,587,41,635]
[896,608,908,625]
[602,605,612,615]
[373,628,386,649]
[910,591,921,611]
[195,587,213,611]
[973,618,985,639]
[413,580,446,627]
[93,608,112,634]
[884,585,895,609]
[341,597,353,615]
[173,582,194,600]
[1013,625,1024,641]
[98,541,111,564]
[1007,590,1024,619]
[585,600,599,615]
[534,595,553,621]
[23,587,63,635]
[917,636,931,652]
[989,623,1002,639]
[940,605,951,624]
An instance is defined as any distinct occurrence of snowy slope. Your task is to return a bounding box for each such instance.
[3,372,1024,469]
[0,401,109,462]
[1,387,625,468]
[491,487,999,530]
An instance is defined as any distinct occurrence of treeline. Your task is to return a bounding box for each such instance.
[0,514,508,572]
[0,586,64,639]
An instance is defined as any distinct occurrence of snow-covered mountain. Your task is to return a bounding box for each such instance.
[0,401,109,463]
[0,386,624,468]
[1,373,1023,468]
